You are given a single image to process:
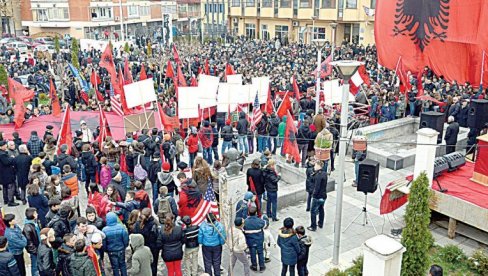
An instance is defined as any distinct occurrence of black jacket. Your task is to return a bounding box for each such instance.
[212,127,219,147]
[81,151,97,175]
[48,210,71,249]
[445,122,460,146]
[13,153,33,188]
[458,106,469,128]
[183,225,199,249]
[246,168,265,195]
[37,243,55,274]
[157,225,185,262]
[312,170,328,199]
[0,150,15,184]
[269,116,280,137]
[0,250,20,276]
[221,125,234,141]
[305,164,315,193]
[57,153,77,173]
[263,168,280,192]
[257,116,269,135]
[297,125,311,145]
[56,243,74,276]
[134,217,160,251]
[236,112,249,135]
[22,221,40,254]
[88,217,105,231]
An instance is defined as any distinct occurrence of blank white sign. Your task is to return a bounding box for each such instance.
[124,79,157,108]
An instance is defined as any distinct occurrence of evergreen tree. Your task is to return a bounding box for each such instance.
[109,40,113,51]
[147,41,152,57]
[124,42,130,53]
[71,38,80,69]
[54,36,60,53]
[0,64,7,90]
[401,172,433,276]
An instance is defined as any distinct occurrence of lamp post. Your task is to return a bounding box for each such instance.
[312,38,327,115]
[329,60,363,265]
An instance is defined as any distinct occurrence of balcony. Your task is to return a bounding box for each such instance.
[178,11,200,18]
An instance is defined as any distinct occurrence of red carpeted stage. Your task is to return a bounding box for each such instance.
[433,162,488,209]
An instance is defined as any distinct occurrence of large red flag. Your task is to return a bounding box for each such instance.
[98,107,112,150]
[172,44,180,64]
[265,87,275,115]
[139,64,147,81]
[277,93,291,118]
[57,106,73,154]
[49,79,61,117]
[349,65,370,95]
[124,58,133,84]
[292,76,300,100]
[204,59,210,75]
[396,58,412,93]
[375,0,488,85]
[284,110,301,164]
[165,60,174,78]
[90,69,101,87]
[177,65,187,87]
[225,63,235,77]
[118,68,131,115]
[8,78,34,128]
[99,45,120,94]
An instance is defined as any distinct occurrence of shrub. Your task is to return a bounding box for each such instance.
[71,38,80,69]
[401,173,432,276]
[469,250,488,275]
[438,245,467,264]
[0,64,7,89]
[344,255,363,276]
[54,36,60,53]
[325,268,346,276]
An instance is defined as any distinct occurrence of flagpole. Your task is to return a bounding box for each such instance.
[481,50,486,87]
[55,103,69,154]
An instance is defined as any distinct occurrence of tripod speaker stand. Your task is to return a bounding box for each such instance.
[343,192,378,234]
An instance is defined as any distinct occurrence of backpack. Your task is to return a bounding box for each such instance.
[157,197,172,219]
[175,139,185,154]
[134,190,150,210]
[169,144,177,160]
[134,155,148,181]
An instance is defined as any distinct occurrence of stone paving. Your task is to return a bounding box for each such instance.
[2,155,486,276]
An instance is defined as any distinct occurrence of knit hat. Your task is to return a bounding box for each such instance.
[284,217,294,229]
[40,228,51,240]
[91,233,103,244]
[32,157,42,165]
[162,162,170,172]
[244,191,254,201]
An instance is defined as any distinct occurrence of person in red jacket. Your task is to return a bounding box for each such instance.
[186,127,199,168]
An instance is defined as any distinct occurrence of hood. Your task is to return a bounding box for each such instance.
[158,172,173,185]
[57,153,68,162]
[239,111,246,119]
[278,228,295,239]
[300,235,312,246]
[29,135,40,141]
[106,212,118,226]
[271,113,277,119]
[130,234,144,250]
[59,207,71,219]
[72,253,91,269]
[282,115,287,123]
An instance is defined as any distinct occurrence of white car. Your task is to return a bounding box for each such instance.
[35,44,56,54]
[5,41,29,54]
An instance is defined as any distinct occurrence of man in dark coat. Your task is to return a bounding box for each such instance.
[57,144,77,173]
[308,161,327,232]
[268,113,280,154]
[13,144,33,205]
[236,111,249,155]
[246,159,265,207]
[445,116,460,154]
[0,141,18,206]
[0,236,20,275]
[458,99,469,128]
[243,206,266,272]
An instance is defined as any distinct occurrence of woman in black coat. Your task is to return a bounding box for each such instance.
[134,208,160,276]
[37,228,56,276]
[263,160,281,221]
[157,214,185,276]
[13,145,33,204]
[27,182,49,228]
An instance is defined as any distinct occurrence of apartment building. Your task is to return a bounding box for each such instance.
[19,0,181,39]
[200,0,227,38]
[228,0,376,45]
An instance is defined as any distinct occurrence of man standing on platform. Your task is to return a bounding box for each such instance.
[445,116,459,155]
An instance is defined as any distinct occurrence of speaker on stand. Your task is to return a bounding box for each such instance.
[343,159,380,234]
[467,99,488,129]
[420,111,445,144]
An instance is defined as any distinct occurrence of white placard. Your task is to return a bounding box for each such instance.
[323,79,355,105]
[227,74,243,84]
[178,87,200,118]
[124,79,157,108]
[252,77,270,104]
[217,83,240,112]
[198,74,219,108]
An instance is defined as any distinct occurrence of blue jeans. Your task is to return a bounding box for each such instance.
[310,198,325,229]
[257,136,267,153]
[189,152,197,168]
[354,159,360,183]
[152,181,158,203]
[270,136,278,154]
[266,191,278,220]
[212,146,219,161]
[30,253,39,276]
[409,101,415,116]
[278,137,285,156]
[221,140,232,155]
[108,250,127,276]
[203,147,213,165]
[238,135,249,154]
[249,244,265,268]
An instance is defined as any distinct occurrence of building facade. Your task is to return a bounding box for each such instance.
[20,0,181,40]
[1,0,22,35]
[228,0,376,45]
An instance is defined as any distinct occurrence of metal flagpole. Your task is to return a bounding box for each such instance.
[481,50,486,86]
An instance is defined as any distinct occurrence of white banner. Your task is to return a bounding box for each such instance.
[124,79,157,108]
[252,77,270,104]
[163,14,173,45]
[198,74,219,108]
[227,74,243,84]
[323,79,355,105]
[178,87,200,118]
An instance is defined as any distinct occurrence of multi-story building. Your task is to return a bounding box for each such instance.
[200,0,227,39]
[228,0,376,45]
[19,0,180,40]
[1,0,22,35]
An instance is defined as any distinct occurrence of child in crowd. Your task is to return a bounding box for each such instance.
[296,226,312,276]
[263,216,276,263]
[113,191,140,223]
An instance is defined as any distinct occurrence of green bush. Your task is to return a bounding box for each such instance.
[438,245,467,264]
[469,250,488,275]
[325,268,347,276]
[71,38,80,69]
[124,42,130,53]
[54,36,60,53]
[0,64,7,89]
[344,255,363,276]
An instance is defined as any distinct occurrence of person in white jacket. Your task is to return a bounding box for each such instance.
[229,217,250,276]
[263,217,276,263]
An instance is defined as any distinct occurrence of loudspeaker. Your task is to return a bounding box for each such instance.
[420,111,444,144]
[357,159,379,194]
[467,99,488,129]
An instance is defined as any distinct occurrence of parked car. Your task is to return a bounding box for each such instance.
[17,36,40,49]
[34,37,55,44]
[0,37,15,46]
[35,44,55,54]
[5,42,28,54]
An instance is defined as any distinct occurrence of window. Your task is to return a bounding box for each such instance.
[261,24,270,40]
[33,9,48,22]
[139,6,150,16]
[262,0,272,7]
[233,21,239,35]
[322,0,335,8]
[232,0,240,7]
[370,0,376,9]
[245,23,256,39]
[247,0,255,6]
[91,7,112,19]
[220,4,225,12]
[280,0,291,8]
[299,0,311,8]
[128,6,139,17]
[48,8,69,20]
[275,25,289,39]
[313,27,326,40]
[346,0,357,8]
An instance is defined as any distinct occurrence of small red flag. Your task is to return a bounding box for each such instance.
[277,93,291,119]
[190,76,198,87]
[265,87,275,115]
[139,64,147,81]
[90,69,101,87]
[100,45,120,94]
[177,65,187,87]
[118,67,132,115]
[8,77,34,128]
[225,63,235,79]
[172,44,180,64]
[292,76,300,100]
[58,105,73,154]
[49,79,61,117]
[98,107,111,150]
[165,60,174,78]
[284,110,301,164]
[124,58,133,84]
[204,59,210,75]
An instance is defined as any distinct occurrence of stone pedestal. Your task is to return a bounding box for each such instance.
[414,128,439,186]
[219,171,247,233]
[362,235,406,276]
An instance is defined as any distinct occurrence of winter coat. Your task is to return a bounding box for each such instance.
[81,151,97,175]
[0,150,15,184]
[235,200,251,219]
[157,171,178,195]
[102,212,129,252]
[62,172,79,196]
[297,124,311,145]
[128,234,153,276]
[27,194,49,227]
[154,195,178,217]
[236,112,249,135]
[5,225,27,255]
[257,116,269,135]
[212,127,219,147]
[13,153,33,188]
[277,228,301,266]
[305,164,315,193]
[445,122,460,146]
[278,116,287,138]
[27,135,44,158]
[22,220,40,255]
[134,217,160,251]
[243,215,266,247]
[70,252,97,276]
[263,167,280,192]
[246,167,265,195]
[183,225,200,249]
[186,134,199,154]
[230,227,248,253]
[157,225,185,262]
[458,106,469,127]
[0,250,20,275]
[298,235,312,264]
[198,221,226,247]
[312,170,328,200]
[100,164,112,189]
[57,153,77,173]
[268,115,280,137]
[57,243,74,276]
[37,243,55,274]
[221,125,234,141]
[48,208,72,249]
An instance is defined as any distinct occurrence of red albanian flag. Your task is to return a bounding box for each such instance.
[100,45,121,94]
[165,60,174,78]
[57,105,73,155]
[8,78,34,128]
[277,93,292,119]
[139,64,147,81]
[49,79,61,117]
[283,110,301,164]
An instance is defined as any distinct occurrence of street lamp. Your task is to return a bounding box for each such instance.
[312,38,327,115]
[329,60,363,266]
